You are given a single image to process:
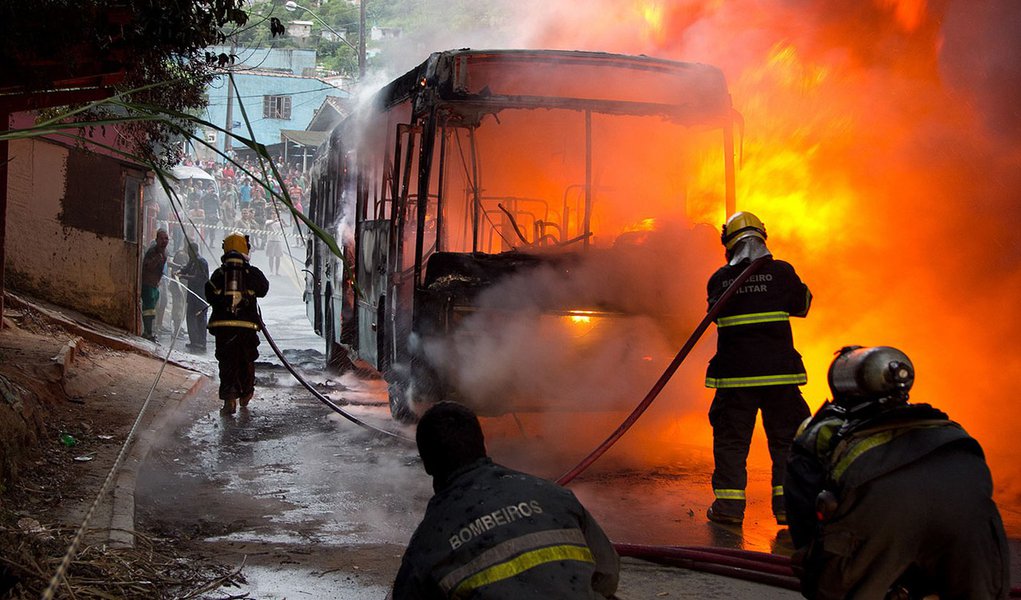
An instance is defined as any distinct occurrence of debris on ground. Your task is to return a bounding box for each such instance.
[0,523,250,599]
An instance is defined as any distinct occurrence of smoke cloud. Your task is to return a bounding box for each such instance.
[358,0,1021,509]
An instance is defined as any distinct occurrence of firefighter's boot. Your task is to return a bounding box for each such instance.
[239,391,253,408]
[772,489,787,525]
[707,499,744,525]
[221,397,237,414]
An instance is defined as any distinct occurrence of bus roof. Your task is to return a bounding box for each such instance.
[378,48,733,126]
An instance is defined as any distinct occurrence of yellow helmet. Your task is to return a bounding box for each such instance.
[223,232,250,255]
[721,211,767,250]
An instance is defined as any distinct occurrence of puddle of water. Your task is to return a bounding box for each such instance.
[235,564,390,599]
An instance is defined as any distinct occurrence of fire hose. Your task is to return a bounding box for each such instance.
[547,254,1021,596]
[614,543,800,591]
[615,544,1021,597]
[258,312,413,443]
[556,255,768,485]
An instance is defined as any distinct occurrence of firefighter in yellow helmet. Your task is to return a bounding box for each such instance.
[784,346,1009,599]
[205,232,270,414]
[705,211,812,525]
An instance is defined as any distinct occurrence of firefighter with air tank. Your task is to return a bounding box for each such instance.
[205,232,269,414]
[705,211,812,526]
[784,345,1009,599]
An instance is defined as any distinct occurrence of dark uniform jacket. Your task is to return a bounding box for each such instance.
[784,402,1008,599]
[392,458,619,599]
[705,257,811,388]
[785,402,980,548]
[179,255,210,307]
[205,253,269,330]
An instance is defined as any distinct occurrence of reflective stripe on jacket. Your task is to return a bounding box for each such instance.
[205,254,269,331]
[705,257,811,388]
[392,458,619,599]
[784,402,982,549]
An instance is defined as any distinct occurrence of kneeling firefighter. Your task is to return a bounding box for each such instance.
[784,345,1009,600]
[205,232,270,414]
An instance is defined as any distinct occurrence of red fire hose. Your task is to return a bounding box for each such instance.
[615,543,799,591]
[549,258,1021,596]
[615,544,1021,596]
[555,255,768,485]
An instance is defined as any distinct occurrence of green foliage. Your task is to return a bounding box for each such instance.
[237,1,301,49]
[368,0,508,33]
[236,0,360,77]
[0,0,251,168]
[1,79,345,265]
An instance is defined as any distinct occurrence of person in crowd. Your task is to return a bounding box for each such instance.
[239,177,252,210]
[251,195,268,250]
[155,264,170,335]
[704,211,812,526]
[178,241,210,352]
[140,228,169,342]
[205,233,269,414]
[168,243,190,336]
[188,198,206,242]
[291,195,305,243]
[785,345,1009,599]
[201,183,221,248]
[237,208,260,252]
[264,217,284,276]
[220,193,237,241]
[391,401,620,599]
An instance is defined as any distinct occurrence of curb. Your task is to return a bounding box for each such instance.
[5,291,196,372]
[106,372,210,548]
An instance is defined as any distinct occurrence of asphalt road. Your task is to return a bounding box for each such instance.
[131,241,1000,599]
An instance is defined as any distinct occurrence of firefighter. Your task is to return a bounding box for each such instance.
[205,232,269,414]
[784,345,1009,599]
[391,402,620,599]
[178,241,210,351]
[705,211,812,525]
[141,228,169,342]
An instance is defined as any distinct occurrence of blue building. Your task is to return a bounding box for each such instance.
[198,45,348,163]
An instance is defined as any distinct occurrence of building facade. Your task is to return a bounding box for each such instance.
[198,46,346,162]
[5,120,147,332]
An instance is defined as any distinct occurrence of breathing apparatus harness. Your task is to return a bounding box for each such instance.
[805,344,953,528]
[223,252,248,315]
[219,232,253,316]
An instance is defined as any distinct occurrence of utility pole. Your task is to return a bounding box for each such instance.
[223,40,237,162]
[358,1,366,79]
[223,79,234,161]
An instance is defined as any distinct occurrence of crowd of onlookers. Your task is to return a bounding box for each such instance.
[145,157,310,262]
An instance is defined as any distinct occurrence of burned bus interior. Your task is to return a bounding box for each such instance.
[305,49,737,421]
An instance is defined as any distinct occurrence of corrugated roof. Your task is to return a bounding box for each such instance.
[280,129,328,147]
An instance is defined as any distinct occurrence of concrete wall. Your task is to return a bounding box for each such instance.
[209,45,318,75]
[5,138,145,332]
[202,70,342,159]
[197,46,344,160]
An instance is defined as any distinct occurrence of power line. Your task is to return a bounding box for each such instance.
[204,85,348,104]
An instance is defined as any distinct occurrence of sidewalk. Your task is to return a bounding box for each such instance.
[1,291,209,548]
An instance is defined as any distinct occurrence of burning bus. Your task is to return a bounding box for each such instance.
[304,49,738,422]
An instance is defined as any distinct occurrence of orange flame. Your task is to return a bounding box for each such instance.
[878,0,928,32]
[509,0,1021,529]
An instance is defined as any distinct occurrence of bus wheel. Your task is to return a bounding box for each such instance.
[388,377,417,424]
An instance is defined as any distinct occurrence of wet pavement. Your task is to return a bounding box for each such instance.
[131,242,1018,598]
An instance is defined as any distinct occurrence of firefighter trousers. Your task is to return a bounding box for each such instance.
[212,329,260,401]
[708,385,809,518]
